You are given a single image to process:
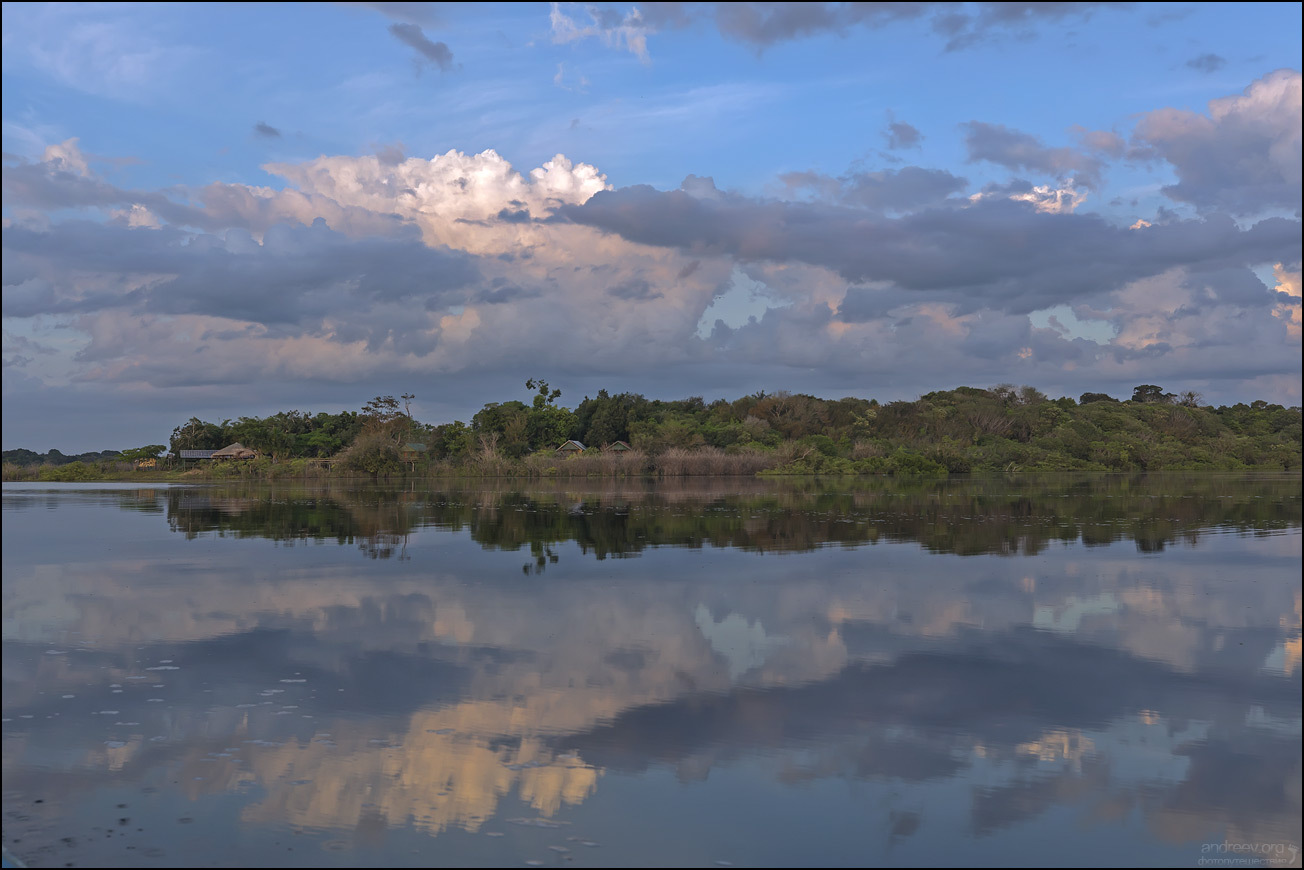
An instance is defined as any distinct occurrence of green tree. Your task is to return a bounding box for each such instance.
[119,445,167,464]
[1131,384,1174,404]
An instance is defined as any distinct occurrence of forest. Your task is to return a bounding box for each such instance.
[4,382,1301,479]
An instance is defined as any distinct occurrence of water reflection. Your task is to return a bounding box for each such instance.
[2,475,1300,867]
[21,474,1293,558]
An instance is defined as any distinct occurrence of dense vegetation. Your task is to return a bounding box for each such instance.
[3,382,1300,480]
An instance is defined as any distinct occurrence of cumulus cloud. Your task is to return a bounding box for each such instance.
[1134,69,1302,215]
[964,121,1106,189]
[388,22,456,72]
[1273,261,1302,337]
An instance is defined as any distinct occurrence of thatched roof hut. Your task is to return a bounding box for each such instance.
[211,442,258,460]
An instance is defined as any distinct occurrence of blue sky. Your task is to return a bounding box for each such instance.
[2,2,1302,451]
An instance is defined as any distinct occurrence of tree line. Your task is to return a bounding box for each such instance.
[4,382,1301,477]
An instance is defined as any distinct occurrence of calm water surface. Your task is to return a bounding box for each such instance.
[2,475,1300,868]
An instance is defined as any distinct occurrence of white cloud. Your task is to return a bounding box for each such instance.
[1134,69,1303,215]
[41,137,90,176]
[549,2,652,62]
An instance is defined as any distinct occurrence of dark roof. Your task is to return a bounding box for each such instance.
[179,449,216,459]
[557,440,586,451]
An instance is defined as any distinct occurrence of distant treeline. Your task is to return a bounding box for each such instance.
[2,448,123,467]
[4,383,1301,479]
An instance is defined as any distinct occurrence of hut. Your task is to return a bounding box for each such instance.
[556,440,586,456]
[211,442,258,460]
[603,440,632,453]
[400,443,427,470]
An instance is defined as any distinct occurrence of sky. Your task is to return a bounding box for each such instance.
[2,1,1301,452]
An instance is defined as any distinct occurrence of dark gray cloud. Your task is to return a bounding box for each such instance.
[607,278,663,301]
[883,120,923,150]
[782,165,968,212]
[253,121,282,138]
[2,156,212,226]
[932,2,1133,51]
[963,121,1106,189]
[2,218,481,333]
[1186,53,1226,73]
[1133,69,1302,216]
[388,22,455,72]
[712,2,926,47]
[558,181,1300,314]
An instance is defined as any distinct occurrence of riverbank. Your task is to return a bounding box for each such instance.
[4,440,1300,484]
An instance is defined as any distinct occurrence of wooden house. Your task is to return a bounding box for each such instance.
[178,449,217,467]
[603,440,632,452]
[400,443,427,469]
[556,440,586,455]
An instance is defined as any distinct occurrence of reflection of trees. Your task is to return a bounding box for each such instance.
[159,474,1302,559]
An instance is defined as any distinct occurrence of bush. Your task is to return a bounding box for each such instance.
[340,433,402,476]
[886,449,948,476]
[36,461,104,481]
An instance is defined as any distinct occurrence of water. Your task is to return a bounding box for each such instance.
[2,474,1300,868]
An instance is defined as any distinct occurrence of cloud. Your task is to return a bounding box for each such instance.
[7,5,195,100]
[347,1,445,27]
[713,1,925,48]
[1071,127,1127,159]
[969,179,1088,214]
[1185,53,1226,73]
[546,2,1130,58]
[253,121,282,138]
[1273,261,1302,337]
[883,120,923,150]
[2,218,480,334]
[1133,69,1302,216]
[4,139,1299,426]
[550,2,654,62]
[558,179,1300,315]
[41,138,92,176]
[554,62,590,92]
[931,2,1132,52]
[963,121,1106,189]
[781,166,969,212]
[388,22,455,72]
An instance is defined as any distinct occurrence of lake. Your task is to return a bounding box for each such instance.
[2,474,1300,868]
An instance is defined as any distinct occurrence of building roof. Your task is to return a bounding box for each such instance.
[211,442,257,459]
[556,440,586,451]
[604,440,632,451]
[402,443,427,452]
